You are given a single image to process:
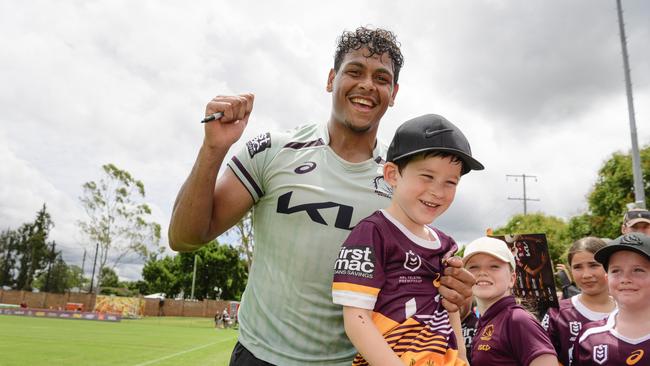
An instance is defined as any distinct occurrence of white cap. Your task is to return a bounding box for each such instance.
[462,237,516,270]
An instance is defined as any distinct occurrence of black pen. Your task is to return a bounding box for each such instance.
[201,112,224,123]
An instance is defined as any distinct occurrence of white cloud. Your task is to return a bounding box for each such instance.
[1,0,648,279]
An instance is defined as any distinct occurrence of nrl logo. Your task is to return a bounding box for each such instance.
[569,321,582,337]
[404,250,421,272]
[593,344,608,365]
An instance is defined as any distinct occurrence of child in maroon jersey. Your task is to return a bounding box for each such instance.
[332,114,484,366]
[463,237,558,366]
[542,237,616,366]
[571,233,650,366]
[460,298,479,364]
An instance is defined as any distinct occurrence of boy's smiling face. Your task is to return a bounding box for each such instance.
[384,154,460,235]
[608,250,650,311]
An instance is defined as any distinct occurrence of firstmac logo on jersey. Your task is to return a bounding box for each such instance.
[334,246,375,279]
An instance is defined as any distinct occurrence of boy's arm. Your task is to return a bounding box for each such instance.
[343,306,403,366]
[448,311,468,364]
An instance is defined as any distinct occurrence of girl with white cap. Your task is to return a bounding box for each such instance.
[463,236,557,366]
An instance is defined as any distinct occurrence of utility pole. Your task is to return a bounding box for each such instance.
[190,254,198,300]
[507,174,540,215]
[89,242,99,293]
[616,0,645,209]
[80,249,86,286]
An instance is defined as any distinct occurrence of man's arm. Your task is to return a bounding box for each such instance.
[439,257,476,312]
[169,94,255,252]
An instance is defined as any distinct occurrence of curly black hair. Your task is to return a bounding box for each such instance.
[334,27,404,84]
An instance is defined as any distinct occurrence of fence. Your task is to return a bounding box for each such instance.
[0,289,232,318]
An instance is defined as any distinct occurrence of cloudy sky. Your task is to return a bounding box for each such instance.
[1,1,648,281]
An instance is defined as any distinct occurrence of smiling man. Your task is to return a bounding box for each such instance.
[169,27,476,366]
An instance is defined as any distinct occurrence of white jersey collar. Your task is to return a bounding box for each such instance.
[380,209,441,250]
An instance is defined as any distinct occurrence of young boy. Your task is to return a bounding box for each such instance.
[332,114,484,366]
[463,237,558,366]
[572,233,650,365]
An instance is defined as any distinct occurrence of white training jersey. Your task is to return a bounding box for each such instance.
[227,123,391,366]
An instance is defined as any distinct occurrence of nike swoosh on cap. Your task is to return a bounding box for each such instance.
[425,128,453,138]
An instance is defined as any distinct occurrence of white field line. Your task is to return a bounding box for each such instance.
[133,338,234,366]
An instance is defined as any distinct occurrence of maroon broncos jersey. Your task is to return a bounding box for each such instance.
[471,296,557,366]
[332,210,462,366]
[541,296,613,366]
[572,309,650,366]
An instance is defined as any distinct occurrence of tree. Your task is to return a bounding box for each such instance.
[141,240,248,300]
[0,229,19,287]
[582,145,650,240]
[228,210,254,271]
[12,205,55,290]
[78,164,162,289]
[124,279,149,296]
[65,265,87,290]
[33,257,79,293]
[493,212,570,265]
[142,255,181,296]
[99,267,120,288]
[553,145,650,245]
[183,241,247,301]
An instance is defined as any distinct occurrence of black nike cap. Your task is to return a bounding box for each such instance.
[595,233,650,271]
[386,114,484,175]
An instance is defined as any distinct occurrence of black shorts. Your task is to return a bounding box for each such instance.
[229,342,275,366]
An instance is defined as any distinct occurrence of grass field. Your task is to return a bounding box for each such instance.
[0,315,238,365]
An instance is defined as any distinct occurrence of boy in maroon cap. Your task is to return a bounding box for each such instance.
[463,237,558,366]
[571,233,650,365]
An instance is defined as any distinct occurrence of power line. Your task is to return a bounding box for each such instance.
[507,174,540,215]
